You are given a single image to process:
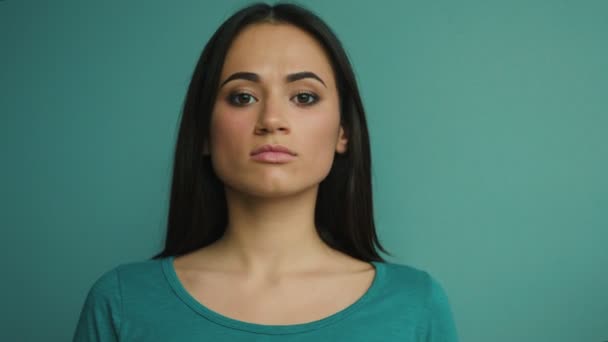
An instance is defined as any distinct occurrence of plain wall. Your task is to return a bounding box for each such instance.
[1,0,607,341]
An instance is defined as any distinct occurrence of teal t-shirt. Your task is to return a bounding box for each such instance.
[73,256,459,341]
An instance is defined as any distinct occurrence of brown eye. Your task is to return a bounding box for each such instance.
[292,92,319,105]
[228,92,257,106]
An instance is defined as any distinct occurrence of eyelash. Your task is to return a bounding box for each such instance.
[226,91,320,107]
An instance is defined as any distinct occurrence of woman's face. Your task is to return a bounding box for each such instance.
[208,23,347,198]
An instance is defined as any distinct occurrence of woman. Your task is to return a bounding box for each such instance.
[73,3,459,341]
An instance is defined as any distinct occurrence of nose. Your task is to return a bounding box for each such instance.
[254,92,290,135]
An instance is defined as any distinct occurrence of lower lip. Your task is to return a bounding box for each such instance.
[251,152,296,163]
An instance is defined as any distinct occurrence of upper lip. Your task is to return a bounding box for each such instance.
[250,144,297,156]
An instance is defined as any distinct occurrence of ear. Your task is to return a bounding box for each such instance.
[335,125,348,154]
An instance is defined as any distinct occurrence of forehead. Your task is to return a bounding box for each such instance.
[220,23,335,85]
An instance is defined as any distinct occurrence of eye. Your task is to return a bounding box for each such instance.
[228,92,258,106]
[292,92,319,106]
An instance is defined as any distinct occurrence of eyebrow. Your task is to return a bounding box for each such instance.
[219,71,327,88]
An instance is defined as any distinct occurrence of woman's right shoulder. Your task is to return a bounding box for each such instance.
[87,257,168,296]
[74,258,171,341]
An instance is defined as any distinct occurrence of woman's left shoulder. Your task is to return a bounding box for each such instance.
[377,261,459,341]
[377,261,433,288]
[376,261,454,307]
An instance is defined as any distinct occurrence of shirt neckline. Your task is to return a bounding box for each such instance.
[161,255,386,335]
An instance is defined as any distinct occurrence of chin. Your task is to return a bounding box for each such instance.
[225,179,320,199]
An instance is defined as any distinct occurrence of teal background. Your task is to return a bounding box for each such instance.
[1,1,607,341]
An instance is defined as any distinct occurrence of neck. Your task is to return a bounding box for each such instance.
[212,184,336,276]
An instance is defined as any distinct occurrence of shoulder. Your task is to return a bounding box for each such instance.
[85,258,166,299]
[114,258,166,282]
[388,261,449,289]
[378,261,459,341]
[73,258,167,340]
[377,261,433,294]
[381,261,430,285]
[379,261,454,308]
[80,258,170,321]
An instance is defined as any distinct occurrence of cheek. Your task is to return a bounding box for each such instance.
[208,111,252,179]
[210,111,249,154]
[300,108,342,170]
[309,121,338,151]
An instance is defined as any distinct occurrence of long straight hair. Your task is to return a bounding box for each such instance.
[151,2,391,262]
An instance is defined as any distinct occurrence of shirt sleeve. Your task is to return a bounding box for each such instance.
[423,273,459,342]
[72,267,123,342]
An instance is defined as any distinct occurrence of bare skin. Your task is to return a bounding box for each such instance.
[174,245,375,324]
[173,22,376,325]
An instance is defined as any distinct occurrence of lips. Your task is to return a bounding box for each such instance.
[250,144,297,164]
[250,144,297,156]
